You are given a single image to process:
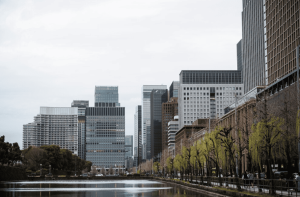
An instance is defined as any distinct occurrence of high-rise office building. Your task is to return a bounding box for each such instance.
[85,86,125,168]
[178,70,244,129]
[23,107,78,154]
[150,89,168,158]
[237,39,243,71]
[134,105,142,166]
[264,0,300,84]
[125,135,133,159]
[169,81,179,100]
[142,85,167,160]
[162,97,178,157]
[71,100,89,160]
[242,0,266,93]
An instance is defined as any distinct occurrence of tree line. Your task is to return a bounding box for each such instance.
[0,135,92,174]
[23,145,92,174]
[0,136,22,165]
[164,86,299,190]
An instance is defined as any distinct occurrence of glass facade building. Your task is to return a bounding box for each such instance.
[125,135,133,159]
[134,105,142,166]
[23,107,78,154]
[237,39,243,71]
[169,81,179,99]
[95,86,120,107]
[142,85,167,160]
[178,70,244,129]
[71,100,89,160]
[86,86,125,168]
[150,89,168,158]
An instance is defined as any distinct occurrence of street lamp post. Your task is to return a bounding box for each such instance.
[40,164,42,176]
[75,156,77,176]
[297,45,300,173]
[49,165,51,175]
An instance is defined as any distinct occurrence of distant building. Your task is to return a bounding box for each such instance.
[134,105,142,166]
[142,85,167,160]
[161,97,178,158]
[150,89,168,159]
[125,135,133,159]
[23,107,78,154]
[242,0,266,93]
[167,116,179,157]
[71,100,89,160]
[237,40,243,71]
[125,157,134,170]
[169,81,179,100]
[85,86,125,168]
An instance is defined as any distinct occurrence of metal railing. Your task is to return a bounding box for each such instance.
[158,174,300,196]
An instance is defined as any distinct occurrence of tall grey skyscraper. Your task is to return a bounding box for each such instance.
[23,107,78,154]
[71,100,89,160]
[86,86,125,168]
[178,70,243,129]
[134,105,142,166]
[142,85,167,160]
[169,81,179,100]
[242,0,266,93]
[237,40,243,71]
[150,89,168,159]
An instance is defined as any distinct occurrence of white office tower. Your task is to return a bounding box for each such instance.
[142,85,167,160]
[168,115,179,158]
[178,70,244,129]
[23,107,78,154]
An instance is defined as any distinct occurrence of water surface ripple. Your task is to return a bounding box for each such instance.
[0,179,210,197]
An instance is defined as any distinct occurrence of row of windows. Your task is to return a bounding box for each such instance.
[183,87,242,91]
[87,149,124,152]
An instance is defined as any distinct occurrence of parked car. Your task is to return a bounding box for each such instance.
[274,171,288,180]
[80,173,88,177]
[96,174,103,177]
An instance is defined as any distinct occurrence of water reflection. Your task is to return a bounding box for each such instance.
[0,180,209,197]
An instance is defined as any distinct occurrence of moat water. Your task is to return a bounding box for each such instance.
[0,180,210,197]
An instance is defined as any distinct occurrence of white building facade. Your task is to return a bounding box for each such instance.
[23,107,78,154]
[178,70,244,129]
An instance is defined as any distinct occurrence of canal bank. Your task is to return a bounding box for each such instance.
[154,178,277,197]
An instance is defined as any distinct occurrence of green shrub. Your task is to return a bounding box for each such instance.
[0,166,27,181]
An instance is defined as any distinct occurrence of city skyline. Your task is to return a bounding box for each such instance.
[0,0,243,148]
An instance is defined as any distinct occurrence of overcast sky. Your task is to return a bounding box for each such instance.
[0,0,242,148]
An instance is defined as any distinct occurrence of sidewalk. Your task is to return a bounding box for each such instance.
[172,177,299,196]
